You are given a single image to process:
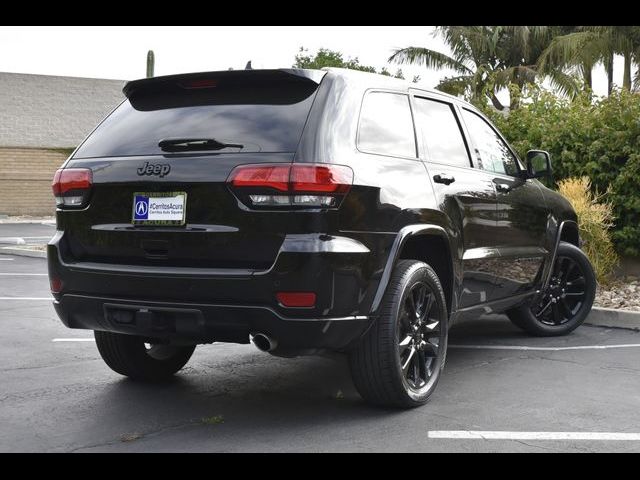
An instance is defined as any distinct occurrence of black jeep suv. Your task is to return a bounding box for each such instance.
[48,68,596,408]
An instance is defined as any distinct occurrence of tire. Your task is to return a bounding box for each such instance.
[349,260,448,408]
[507,241,596,337]
[94,331,195,381]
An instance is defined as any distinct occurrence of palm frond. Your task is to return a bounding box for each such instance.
[633,67,640,92]
[389,47,471,73]
[537,31,600,72]
[545,69,582,98]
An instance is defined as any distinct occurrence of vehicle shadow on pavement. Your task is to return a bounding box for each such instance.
[65,320,511,449]
[73,349,421,451]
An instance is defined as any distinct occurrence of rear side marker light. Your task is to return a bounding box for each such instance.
[228,164,353,209]
[276,292,316,308]
[50,277,63,294]
[52,168,92,207]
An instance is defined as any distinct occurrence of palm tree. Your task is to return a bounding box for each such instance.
[390,26,579,110]
[538,26,640,94]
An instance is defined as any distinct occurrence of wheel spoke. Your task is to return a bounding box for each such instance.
[417,350,427,385]
[415,285,427,314]
[412,353,421,385]
[424,320,439,333]
[422,340,438,357]
[561,297,576,316]
[551,303,563,325]
[535,298,553,317]
[402,347,416,374]
[565,291,585,297]
[398,335,412,355]
[564,260,576,281]
[559,297,573,318]
[422,292,434,320]
[406,293,417,318]
[553,257,565,277]
[567,276,585,287]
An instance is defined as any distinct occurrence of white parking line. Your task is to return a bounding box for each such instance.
[52,338,95,342]
[0,297,52,300]
[428,430,640,441]
[449,344,640,351]
[0,273,48,276]
[0,258,15,261]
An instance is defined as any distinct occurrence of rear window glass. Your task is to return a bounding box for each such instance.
[73,81,319,158]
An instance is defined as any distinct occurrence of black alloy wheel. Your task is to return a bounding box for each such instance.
[507,242,596,337]
[398,282,443,391]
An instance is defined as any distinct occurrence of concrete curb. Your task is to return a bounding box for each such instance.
[0,247,47,258]
[586,307,640,330]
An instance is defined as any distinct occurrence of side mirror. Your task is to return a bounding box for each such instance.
[526,150,552,181]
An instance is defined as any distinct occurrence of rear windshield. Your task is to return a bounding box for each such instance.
[73,80,319,158]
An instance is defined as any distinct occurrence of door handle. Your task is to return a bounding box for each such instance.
[433,174,455,185]
[495,183,512,193]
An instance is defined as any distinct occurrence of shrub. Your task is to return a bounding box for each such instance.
[483,87,640,257]
[557,177,618,283]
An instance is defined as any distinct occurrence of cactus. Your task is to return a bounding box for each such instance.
[146,50,155,78]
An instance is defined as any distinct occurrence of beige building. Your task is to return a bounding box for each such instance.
[0,72,124,215]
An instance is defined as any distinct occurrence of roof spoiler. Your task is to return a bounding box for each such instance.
[123,69,326,98]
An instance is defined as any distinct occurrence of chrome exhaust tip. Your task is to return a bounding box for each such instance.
[251,333,277,352]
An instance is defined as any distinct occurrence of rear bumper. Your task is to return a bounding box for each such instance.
[54,294,368,351]
[48,230,394,350]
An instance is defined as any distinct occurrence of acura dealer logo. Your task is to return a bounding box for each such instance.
[135,200,148,216]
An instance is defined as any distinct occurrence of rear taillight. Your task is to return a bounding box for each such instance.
[52,168,92,207]
[228,163,353,209]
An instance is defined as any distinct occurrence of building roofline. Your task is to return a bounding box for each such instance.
[0,71,126,82]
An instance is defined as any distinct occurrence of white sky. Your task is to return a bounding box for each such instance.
[0,26,622,98]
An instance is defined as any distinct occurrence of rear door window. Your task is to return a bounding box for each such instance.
[357,91,416,158]
[413,96,471,168]
[73,78,319,158]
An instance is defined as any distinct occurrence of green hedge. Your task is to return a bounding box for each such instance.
[483,88,640,257]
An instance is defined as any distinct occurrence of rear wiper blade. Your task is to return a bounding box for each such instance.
[158,138,244,152]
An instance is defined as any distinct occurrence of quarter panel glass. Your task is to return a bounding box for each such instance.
[357,92,416,158]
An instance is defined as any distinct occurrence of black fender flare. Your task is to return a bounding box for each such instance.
[538,219,579,296]
[369,224,456,315]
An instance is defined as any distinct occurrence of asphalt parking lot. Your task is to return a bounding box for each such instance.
[1,250,640,452]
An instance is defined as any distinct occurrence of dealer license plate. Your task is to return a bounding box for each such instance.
[132,192,187,226]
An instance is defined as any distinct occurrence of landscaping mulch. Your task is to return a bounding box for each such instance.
[595,276,640,312]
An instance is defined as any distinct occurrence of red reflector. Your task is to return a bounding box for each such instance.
[276,292,316,308]
[52,168,92,195]
[290,164,353,193]
[50,277,63,294]
[229,165,290,192]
